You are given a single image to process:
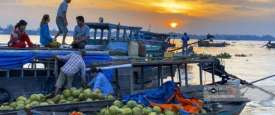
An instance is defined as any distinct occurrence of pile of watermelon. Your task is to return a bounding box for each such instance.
[98,100,179,115]
[0,88,114,111]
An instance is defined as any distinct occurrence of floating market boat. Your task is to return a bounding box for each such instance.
[0,54,249,115]
[0,22,248,115]
[266,43,275,48]
[198,40,229,47]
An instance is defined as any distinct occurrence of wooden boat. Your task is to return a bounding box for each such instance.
[266,43,275,48]
[0,55,249,115]
[0,22,248,115]
[86,22,173,58]
[198,40,229,47]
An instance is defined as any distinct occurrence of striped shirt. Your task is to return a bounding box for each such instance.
[57,53,86,80]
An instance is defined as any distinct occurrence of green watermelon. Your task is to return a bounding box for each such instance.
[126,100,137,108]
[132,107,142,115]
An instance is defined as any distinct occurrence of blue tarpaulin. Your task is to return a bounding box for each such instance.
[89,72,114,96]
[123,81,178,106]
[123,81,192,115]
[102,69,113,81]
[0,50,112,69]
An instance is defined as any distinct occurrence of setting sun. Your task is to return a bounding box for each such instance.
[170,22,179,28]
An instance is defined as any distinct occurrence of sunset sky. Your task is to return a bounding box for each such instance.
[1,0,275,35]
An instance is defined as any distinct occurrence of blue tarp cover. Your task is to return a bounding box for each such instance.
[123,81,191,115]
[89,72,114,96]
[123,81,177,106]
[0,50,112,69]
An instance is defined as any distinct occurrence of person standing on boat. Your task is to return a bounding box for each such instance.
[40,14,60,48]
[181,32,190,55]
[54,52,87,95]
[54,0,71,45]
[71,16,90,49]
[88,67,114,96]
[206,33,215,41]
[8,20,34,48]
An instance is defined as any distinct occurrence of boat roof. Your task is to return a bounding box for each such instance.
[141,31,169,37]
[86,22,142,31]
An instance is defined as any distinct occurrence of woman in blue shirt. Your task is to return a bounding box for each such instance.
[40,14,60,48]
[88,68,114,96]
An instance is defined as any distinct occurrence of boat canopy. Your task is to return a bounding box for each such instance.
[0,50,112,69]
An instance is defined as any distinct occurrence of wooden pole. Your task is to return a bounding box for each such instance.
[141,66,145,89]
[170,65,174,82]
[199,64,203,85]
[157,66,162,86]
[115,69,120,97]
[212,63,215,83]
[123,29,127,40]
[184,64,188,86]
[129,30,133,39]
[100,29,104,40]
[54,59,58,78]
[107,29,112,40]
[94,29,97,39]
[177,65,182,86]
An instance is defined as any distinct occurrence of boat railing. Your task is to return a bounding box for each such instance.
[0,58,57,79]
[86,22,142,41]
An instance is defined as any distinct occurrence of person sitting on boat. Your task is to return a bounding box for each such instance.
[54,0,71,45]
[181,32,190,55]
[88,67,114,96]
[8,20,34,48]
[71,16,90,49]
[54,52,87,95]
[40,14,61,48]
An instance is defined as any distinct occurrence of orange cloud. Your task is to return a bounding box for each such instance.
[19,0,234,17]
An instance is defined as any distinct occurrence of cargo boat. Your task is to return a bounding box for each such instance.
[198,40,229,47]
[0,22,248,115]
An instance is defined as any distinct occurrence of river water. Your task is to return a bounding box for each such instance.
[1,35,275,114]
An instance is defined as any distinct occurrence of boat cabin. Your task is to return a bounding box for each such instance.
[85,22,171,58]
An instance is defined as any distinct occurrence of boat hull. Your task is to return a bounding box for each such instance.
[267,43,275,48]
[181,85,249,115]
[198,41,229,47]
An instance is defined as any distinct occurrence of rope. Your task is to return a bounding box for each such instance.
[250,75,275,84]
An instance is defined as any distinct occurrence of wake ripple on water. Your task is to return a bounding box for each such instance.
[259,99,275,107]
